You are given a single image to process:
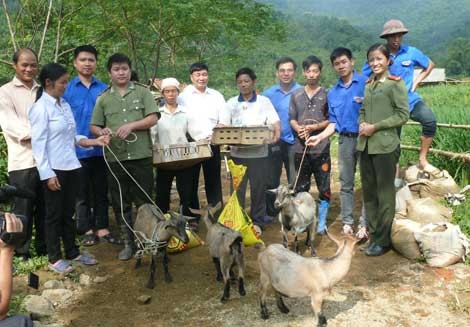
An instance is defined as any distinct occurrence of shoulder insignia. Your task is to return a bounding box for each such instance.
[97,86,111,96]
[387,75,401,81]
[366,77,374,84]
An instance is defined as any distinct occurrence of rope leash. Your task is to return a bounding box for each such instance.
[102,132,168,255]
[291,119,318,191]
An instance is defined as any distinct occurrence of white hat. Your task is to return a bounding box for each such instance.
[161,77,180,91]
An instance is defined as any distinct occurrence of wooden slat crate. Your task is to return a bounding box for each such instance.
[212,125,272,145]
[153,140,212,170]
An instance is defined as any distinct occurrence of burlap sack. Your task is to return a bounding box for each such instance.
[419,170,460,199]
[406,197,453,224]
[391,218,423,260]
[414,223,469,267]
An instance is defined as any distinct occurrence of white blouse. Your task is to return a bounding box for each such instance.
[29,92,85,180]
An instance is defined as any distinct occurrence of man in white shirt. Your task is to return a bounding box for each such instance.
[0,48,46,259]
[179,63,225,222]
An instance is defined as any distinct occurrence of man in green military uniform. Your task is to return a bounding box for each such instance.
[357,44,409,256]
[91,53,158,260]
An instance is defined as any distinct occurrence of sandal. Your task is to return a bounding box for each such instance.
[49,260,74,274]
[100,233,122,245]
[82,234,99,247]
[73,252,98,266]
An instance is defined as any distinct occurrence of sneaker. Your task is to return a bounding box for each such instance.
[342,224,354,235]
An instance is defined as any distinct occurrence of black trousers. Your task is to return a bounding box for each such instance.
[190,145,223,211]
[8,167,46,257]
[294,152,331,201]
[43,169,80,263]
[360,147,398,247]
[107,158,154,226]
[76,156,109,234]
[232,156,269,227]
[155,166,194,216]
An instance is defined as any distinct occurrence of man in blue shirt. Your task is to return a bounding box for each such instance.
[64,45,120,246]
[362,19,437,174]
[307,48,368,240]
[263,57,301,216]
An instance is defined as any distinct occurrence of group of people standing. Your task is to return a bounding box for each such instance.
[0,17,437,283]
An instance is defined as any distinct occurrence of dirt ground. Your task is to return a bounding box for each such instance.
[17,160,470,327]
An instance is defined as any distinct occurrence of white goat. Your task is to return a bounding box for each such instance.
[258,231,359,326]
[268,184,317,255]
[190,203,246,303]
[133,204,191,289]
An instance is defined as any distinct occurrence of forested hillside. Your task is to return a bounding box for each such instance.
[263,0,470,76]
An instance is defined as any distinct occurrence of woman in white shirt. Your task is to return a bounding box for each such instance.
[220,68,280,233]
[29,63,109,274]
[153,78,199,218]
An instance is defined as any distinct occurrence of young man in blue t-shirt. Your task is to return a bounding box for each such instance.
[307,48,368,240]
[362,19,437,175]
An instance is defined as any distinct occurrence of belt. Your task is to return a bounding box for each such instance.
[339,132,359,137]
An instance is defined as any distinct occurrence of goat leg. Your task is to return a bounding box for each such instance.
[220,257,231,303]
[275,291,290,314]
[221,279,230,303]
[260,300,269,320]
[294,235,299,253]
[163,251,172,283]
[235,251,246,296]
[146,254,156,289]
[212,257,223,282]
[308,223,317,257]
[282,228,289,249]
[311,294,327,326]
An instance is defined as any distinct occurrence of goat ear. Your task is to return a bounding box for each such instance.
[293,199,303,205]
[325,228,342,247]
[266,188,278,194]
[208,202,222,216]
[189,207,202,216]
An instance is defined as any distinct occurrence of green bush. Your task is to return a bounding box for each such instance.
[400,84,470,185]
[0,133,8,186]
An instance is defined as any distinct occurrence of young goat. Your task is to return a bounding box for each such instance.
[133,204,190,289]
[258,230,359,326]
[268,184,317,255]
[190,203,246,303]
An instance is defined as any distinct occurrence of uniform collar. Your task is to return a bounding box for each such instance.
[238,91,257,103]
[110,81,135,94]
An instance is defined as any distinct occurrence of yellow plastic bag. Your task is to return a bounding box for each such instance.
[218,160,264,247]
[164,213,204,253]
